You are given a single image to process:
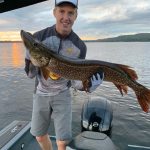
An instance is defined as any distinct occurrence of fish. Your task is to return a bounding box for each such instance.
[20,30,150,113]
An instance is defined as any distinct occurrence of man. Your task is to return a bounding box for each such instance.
[25,0,104,150]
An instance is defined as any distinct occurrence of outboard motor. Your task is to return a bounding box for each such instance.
[81,97,113,136]
[67,97,116,150]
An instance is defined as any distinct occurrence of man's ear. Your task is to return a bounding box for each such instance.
[75,10,78,20]
[53,8,56,17]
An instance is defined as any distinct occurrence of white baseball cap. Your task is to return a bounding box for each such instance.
[55,0,78,8]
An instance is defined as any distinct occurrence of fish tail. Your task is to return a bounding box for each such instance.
[117,64,138,80]
[135,87,150,113]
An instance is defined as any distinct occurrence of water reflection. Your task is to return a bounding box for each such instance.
[0,42,150,149]
[0,42,25,68]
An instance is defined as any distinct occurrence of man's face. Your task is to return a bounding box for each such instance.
[53,4,77,37]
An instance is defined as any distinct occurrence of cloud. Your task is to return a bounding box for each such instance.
[0,1,54,31]
[0,0,150,40]
[75,0,150,38]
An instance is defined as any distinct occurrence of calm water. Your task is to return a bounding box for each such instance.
[0,42,150,149]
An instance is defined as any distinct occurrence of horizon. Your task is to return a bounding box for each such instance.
[0,0,150,41]
[1,32,150,42]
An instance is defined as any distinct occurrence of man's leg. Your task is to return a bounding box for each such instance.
[30,94,52,150]
[53,90,72,150]
[56,140,68,150]
[36,134,53,150]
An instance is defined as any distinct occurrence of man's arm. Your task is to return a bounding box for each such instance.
[24,50,38,78]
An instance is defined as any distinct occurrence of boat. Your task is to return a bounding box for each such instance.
[0,0,48,13]
[0,97,115,150]
[1,97,150,150]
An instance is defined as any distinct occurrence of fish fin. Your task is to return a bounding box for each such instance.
[82,79,90,92]
[41,67,49,80]
[114,83,128,96]
[117,64,138,81]
[135,88,150,113]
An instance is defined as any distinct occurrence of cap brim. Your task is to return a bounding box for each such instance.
[56,1,77,8]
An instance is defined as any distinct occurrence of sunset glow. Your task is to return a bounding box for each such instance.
[0,42,25,67]
[12,43,24,67]
[0,31,97,41]
[0,31,21,41]
[80,36,97,41]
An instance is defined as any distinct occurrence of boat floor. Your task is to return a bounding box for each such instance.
[1,92,150,150]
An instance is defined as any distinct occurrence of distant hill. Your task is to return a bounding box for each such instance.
[96,33,150,42]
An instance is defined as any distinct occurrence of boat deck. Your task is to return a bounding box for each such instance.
[0,120,58,150]
[0,90,84,150]
[0,93,150,150]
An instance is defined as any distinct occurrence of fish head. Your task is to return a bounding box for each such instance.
[20,30,36,53]
[20,30,52,67]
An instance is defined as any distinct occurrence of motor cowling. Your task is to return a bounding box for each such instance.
[81,97,113,136]
[67,97,115,150]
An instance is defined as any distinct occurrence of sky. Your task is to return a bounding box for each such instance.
[0,0,150,41]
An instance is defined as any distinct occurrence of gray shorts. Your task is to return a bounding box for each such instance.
[30,89,72,141]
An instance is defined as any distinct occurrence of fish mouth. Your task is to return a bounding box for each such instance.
[20,30,32,42]
[20,30,29,43]
[20,30,24,39]
[20,30,37,49]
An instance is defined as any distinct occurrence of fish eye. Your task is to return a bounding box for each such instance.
[33,42,38,47]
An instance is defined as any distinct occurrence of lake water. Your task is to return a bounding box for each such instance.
[0,42,150,149]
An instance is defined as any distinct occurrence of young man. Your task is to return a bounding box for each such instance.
[25,0,104,150]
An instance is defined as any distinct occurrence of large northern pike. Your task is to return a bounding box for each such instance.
[21,30,150,113]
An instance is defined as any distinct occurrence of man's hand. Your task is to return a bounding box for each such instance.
[24,58,38,78]
[88,71,104,93]
[71,71,104,92]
